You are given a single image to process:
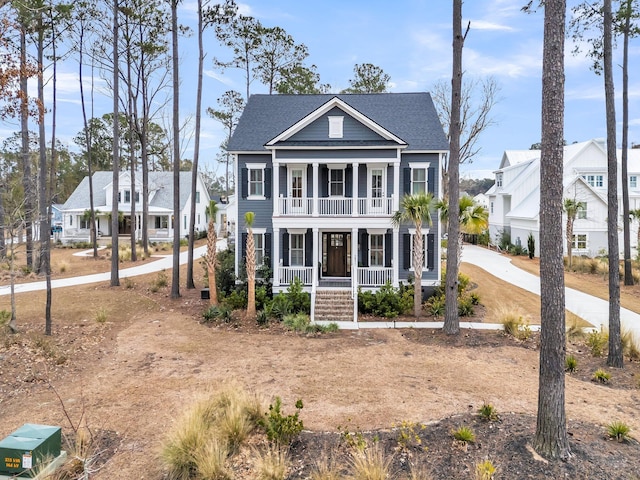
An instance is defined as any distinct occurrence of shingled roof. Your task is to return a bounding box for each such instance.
[227,93,448,152]
[62,171,194,211]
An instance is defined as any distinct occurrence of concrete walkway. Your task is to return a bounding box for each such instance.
[0,243,215,296]
[461,244,640,338]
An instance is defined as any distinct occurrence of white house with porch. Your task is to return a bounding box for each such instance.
[60,171,210,243]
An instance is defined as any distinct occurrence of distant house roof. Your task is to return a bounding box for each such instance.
[62,171,195,211]
[227,93,449,152]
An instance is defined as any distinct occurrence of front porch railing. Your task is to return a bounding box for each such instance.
[278,266,313,286]
[277,197,394,217]
[357,267,393,286]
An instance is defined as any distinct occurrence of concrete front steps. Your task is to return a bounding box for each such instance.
[314,288,354,322]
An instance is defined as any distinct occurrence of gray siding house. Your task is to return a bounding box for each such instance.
[227,93,448,322]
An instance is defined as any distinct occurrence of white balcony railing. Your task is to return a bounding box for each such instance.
[318,198,353,216]
[277,197,394,217]
[278,266,313,285]
[357,267,393,286]
[357,197,394,216]
[278,197,313,216]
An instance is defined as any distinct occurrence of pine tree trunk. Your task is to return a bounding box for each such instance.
[604,0,623,368]
[533,0,571,460]
[170,0,181,299]
[566,218,573,269]
[443,0,464,335]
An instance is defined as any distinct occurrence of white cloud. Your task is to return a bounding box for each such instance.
[467,20,515,32]
[464,46,541,79]
[204,70,236,87]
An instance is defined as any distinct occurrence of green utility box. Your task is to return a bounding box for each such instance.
[0,424,61,476]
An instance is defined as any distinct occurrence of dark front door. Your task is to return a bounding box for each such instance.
[325,232,349,277]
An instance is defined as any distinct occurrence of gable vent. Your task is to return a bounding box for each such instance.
[328,116,344,138]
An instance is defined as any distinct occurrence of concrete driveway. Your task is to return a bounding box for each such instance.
[461,244,640,338]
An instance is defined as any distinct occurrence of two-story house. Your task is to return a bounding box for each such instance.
[487,139,640,257]
[227,93,448,323]
[60,171,210,243]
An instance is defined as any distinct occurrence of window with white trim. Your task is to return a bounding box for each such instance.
[631,176,637,188]
[249,167,264,197]
[496,173,503,188]
[328,116,344,138]
[255,234,265,265]
[155,216,169,229]
[577,203,587,219]
[290,233,304,266]
[124,190,131,203]
[329,169,344,196]
[412,168,427,194]
[80,218,90,229]
[490,201,494,214]
[572,234,587,250]
[370,234,384,267]
[583,174,604,187]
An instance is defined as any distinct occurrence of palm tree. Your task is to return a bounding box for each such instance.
[630,208,640,254]
[563,198,585,268]
[391,192,436,319]
[438,195,489,265]
[244,211,256,319]
[205,201,219,306]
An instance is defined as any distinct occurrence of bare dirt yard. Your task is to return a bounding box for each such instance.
[1,246,640,479]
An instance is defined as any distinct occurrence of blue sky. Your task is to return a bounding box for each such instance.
[11,0,640,180]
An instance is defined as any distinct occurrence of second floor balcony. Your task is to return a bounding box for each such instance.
[276,196,395,217]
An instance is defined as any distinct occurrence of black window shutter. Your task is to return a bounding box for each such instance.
[427,233,435,271]
[305,230,313,267]
[265,168,272,199]
[241,168,248,199]
[361,231,369,267]
[320,166,328,197]
[428,167,435,195]
[403,168,411,195]
[403,233,411,270]
[241,233,247,260]
[265,233,272,264]
[282,232,289,267]
[385,232,392,268]
[345,167,352,197]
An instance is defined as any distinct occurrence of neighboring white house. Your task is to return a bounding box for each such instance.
[60,171,211,243]
[487,139,640,257]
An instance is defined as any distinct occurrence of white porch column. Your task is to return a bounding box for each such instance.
[273,227,280,287]
[351,227,358,322]
[312,162,319,217]
[352,162,359,217]
[312,227,319,287]
[393,162,401,211]
[273,161,280,216]
[392,227,399,287]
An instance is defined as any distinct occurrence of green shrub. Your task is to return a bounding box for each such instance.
[202,305,232,323]
[607,421,631,442]
[587,330,608,357]
[469,292,481,305]
[475,458,497,480]
[222,289,247,310]
[527,233,535,259]
[457,295,475,317]
[425,294,445,317]
[395,420,425,451]
[257,310,269,326]
[565,355,578,373]
[478,402,498,421]
[259,397,304,446]
[452,426,475,444]
[0,310,10,327]
[94,307,108,324]
[593,368,611,384]
[357,282,412,318]
[269,295,293,321]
